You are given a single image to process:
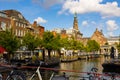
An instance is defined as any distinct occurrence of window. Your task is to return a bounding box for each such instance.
[21,30,23,36]
[18,14,23,19]
[19,30,20,36]
[16,22,18,26]
[16,29,18,36]
[24,31,26,36]
[1,22,6,30]
[0,13,7,18]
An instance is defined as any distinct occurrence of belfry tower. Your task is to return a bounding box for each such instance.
[73,13,79,31]
[73,13,83,40]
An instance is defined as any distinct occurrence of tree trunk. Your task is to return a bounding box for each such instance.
[7,52,11,63]
[31,50,34,57]
[57,50,61,58]
[48,49,51,59]
[42,49,45,61]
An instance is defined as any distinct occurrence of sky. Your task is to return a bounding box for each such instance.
[0,0,120,37]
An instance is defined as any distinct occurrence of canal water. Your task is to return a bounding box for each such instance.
[42,56,106,80]
[1,56,117,80]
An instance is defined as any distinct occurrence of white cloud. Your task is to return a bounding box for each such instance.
[59,0,120,18]
[34,17,47,24]
[82,21,88,26]
[106,20,119,37]
[106,20,118,31]
[107,32,114,37]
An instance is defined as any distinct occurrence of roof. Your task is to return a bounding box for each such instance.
[2,9,29,23]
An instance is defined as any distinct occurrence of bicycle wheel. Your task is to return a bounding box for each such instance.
[6,70,26,80]
[89,75,95,80]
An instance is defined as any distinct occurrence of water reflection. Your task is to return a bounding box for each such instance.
[42,57,106,80]
[60,57,104,73]
[1,57,113,80]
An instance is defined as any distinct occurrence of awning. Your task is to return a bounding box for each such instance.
[0,46,6,54]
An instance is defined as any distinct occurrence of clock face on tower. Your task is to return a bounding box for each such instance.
[1,22,6,31]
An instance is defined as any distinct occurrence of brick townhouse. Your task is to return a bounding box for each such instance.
[0,9,44,38]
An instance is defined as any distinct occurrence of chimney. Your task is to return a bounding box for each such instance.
[33,21,37,27]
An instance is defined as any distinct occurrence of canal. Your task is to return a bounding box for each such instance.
[1,56,112,80]
[42,56,107,80]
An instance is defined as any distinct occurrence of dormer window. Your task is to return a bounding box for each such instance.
[18,14,23,19]
[1,22,6,31]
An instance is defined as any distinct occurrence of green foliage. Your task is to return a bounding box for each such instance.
[42,31,61,59]
[105,42,109,45]
[76,41,84,51]
[42,31,55,50]
[22,32,41,51]
[71,39,84,50]
[86,40,100,52]
[0,29,20,54]
[52,34,61,50]
[60,37,84,51]
[60,37,69,49]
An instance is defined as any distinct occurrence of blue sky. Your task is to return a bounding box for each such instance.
[0,0,120,37]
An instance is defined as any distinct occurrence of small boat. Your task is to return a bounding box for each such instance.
[102,59,120,73]
[61,58,78,62]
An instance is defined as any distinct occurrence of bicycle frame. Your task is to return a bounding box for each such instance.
[29,66,42,80]
[0,73,2,80]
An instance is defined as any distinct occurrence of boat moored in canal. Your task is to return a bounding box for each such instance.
[102,59,120,73]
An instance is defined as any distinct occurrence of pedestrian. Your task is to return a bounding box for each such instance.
[110,47,115,59]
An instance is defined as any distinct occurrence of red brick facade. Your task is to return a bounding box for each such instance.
[0,10,44,38]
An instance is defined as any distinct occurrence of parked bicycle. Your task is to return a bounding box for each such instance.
[0,61,44,80]
[0,64,26,80]
[50,67,120,80]
[1,65,120,80]
[100,72,120,80]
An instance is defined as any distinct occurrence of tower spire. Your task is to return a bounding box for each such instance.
[74,12,77,17]
[73,12,78,30]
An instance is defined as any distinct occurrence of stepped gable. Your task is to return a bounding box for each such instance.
[91,28,107,46]
[3,9,29,23]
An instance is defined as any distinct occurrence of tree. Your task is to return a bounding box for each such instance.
[22,32,41,55]
[86,40,100,52]
[0,29,20,61]
[60,37,69,50]
[76,41,84,51]
[52,34,61,56]
[42,31,55,59]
